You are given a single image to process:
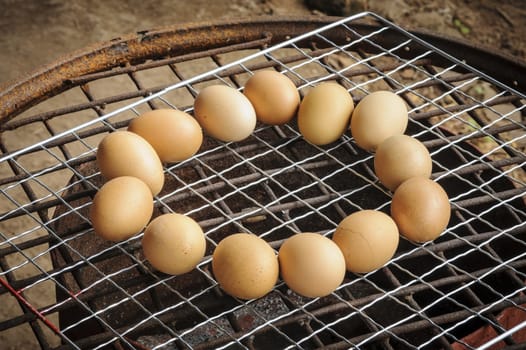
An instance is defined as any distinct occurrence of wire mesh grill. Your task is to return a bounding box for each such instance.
[1,12,526,350]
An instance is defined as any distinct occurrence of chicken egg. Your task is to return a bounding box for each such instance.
[90,176,153,242]
[333,210,399,274]
[243,70,300,125]
[96,131,164,195]
[212,233,278,300]
[278,232,346,298]
[374,134,432,191]
[391,176,451,243]
[350,91,408,151]
[297,82,354,145]
[194,85,256,142]
[128,109,202,163]
[142,213,206,275]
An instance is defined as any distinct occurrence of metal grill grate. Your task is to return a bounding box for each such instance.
[1,13,526,349]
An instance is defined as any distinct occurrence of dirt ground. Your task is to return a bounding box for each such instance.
[0,1,524,349]
[0,0,525,86]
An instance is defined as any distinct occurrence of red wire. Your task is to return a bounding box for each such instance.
[0,277,62,336]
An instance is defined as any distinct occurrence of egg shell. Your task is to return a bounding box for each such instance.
[391,176,451,243]
[333,210,399,273]
[96,131,165,195]
[374,134,432,191]
[212,233,278,300]
[297,82,354,146]
[243,70,300,125]
[128,109,202,163]
[90,176,153,242]
[278,232,346,298]
[194,85,256,142]
[350,91,408,151]
[142,213,206,275]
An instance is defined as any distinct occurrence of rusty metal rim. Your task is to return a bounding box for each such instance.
[0,15,525,124]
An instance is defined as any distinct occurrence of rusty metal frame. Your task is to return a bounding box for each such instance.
[1,15,525,123]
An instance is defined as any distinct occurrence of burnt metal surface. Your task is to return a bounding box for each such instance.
[1,13,526,350]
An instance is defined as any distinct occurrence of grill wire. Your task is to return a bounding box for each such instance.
[1,13,526,350]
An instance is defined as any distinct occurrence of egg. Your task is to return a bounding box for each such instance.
[212,233,278,300]
[333,210,399,273]
[243,70,300,125]
[350,91,408,151]
[142,213,206,275]
[391,176,451,243]
[297,82,354,145]
[278,232,346,298]
[194,85,256,142]
[128,109,202,163]
[90,176,153,242]
[96,131,164,195]
[374,134,432,191]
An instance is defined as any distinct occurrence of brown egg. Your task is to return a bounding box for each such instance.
[278,232,346,298]
[350,91,408,151]
[142,213,206,275]
[333,210,399,273]
[96,131,164,195]
[243,70,300,125]
[297,82,354,145]
[194,85,256,142]
[128,109,202,163]
[391,177,451,243]
[90,176,153,242]
[212,233,278,300]
[374,134,432,191]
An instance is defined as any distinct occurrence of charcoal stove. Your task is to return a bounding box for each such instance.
[1,13,526,350]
